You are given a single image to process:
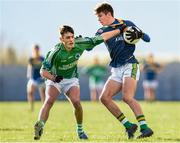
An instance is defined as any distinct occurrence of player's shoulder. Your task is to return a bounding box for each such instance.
[40,56,45,61]
[51,43,62,51]
[123,19,136,26]
[45,43,62,56]
[96,26,108,35]
[28,57,33,63]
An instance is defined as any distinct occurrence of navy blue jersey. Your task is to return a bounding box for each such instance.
[96,18,150,67]
[143,63,160,80]
[28,56,44,80]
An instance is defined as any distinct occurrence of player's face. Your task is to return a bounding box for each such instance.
[148,55,154,63]
[97,12,111,26]
[32,46,40,57]
[60,32,75,51]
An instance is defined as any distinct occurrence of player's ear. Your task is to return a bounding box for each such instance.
[60,37,63,42]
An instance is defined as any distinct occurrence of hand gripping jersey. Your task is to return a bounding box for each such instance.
[41,36,104,79]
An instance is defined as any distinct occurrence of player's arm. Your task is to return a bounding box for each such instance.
[27,58,32,79]
[77,29,121,50]
[142,33,150,42]
[27,64,32,79]
[100,29,120,41]
[40,69,63,83]
[40,47,63,83]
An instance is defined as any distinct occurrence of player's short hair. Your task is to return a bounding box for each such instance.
[59,25,74,36]
[33,44,39,50]
[94,3,114,17]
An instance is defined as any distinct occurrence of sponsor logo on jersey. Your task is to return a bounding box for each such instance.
[97,29,103,34]
[115,35,123,42]
[75,53,81,59]
[58,60,78,70]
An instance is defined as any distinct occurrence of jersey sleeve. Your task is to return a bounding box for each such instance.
[96,27,105,36]
[41,46,59,71]
[75,36,104,51]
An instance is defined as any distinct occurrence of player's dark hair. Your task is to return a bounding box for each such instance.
[95,3,114,17]
[34,44,39,50]
[60,25,74,36]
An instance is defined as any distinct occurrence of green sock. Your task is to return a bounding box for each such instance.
[136,115,148,131]
[77,124,84,134]
[34,120,45,130]
[117,113,133,129]
[39,120,45,126]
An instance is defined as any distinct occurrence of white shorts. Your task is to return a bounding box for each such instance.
[108,63,140,83]
[143,80,158,89]
[45,77,79,94]
[27,79,45,89]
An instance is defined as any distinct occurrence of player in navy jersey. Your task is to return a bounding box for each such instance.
[94,3,153,139]
[27,44,45,111]
[142,54,161,102]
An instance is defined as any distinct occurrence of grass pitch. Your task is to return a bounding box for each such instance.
[0,101,180,142]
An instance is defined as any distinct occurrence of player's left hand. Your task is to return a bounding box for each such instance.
[54,75,63,83]
[125,26,143,42]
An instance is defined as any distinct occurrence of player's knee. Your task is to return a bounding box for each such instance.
[99,95,109,104]
[72,100,81,109]
[45,98,55,107]
[122,96,133,104]
[27,91,34,96]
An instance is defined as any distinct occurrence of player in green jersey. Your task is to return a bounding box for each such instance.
[34,25,122,140]
[81,57,107,101]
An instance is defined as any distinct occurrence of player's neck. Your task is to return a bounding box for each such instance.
[64,46,72,52]
[108,17,116,25]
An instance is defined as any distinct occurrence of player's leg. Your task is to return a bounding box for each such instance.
[144,87,151,101]
[34,84,60,140]
[66,86,88,139]
[99,79,122,117]
[143,80,152,101]
[100,79,137,139]
[89,80,97,101]
[38,84,45,102]
[149,80,158,101]
[96,82,104,101]
[27,79,36,111]
[90,89,97,101]
[122,64,153,138]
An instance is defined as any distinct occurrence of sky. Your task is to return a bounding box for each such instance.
[0,0,180,62]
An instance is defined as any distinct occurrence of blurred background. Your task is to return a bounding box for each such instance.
[0,0,180,101]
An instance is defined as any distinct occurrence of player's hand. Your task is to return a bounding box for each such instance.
[125,26,143,42]
[53,75,63,83]
[75,35,82,39]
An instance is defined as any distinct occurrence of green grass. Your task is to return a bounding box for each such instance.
[0,101,180,142]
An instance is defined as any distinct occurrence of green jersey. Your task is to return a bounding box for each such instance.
[84,65,107,84]
[41,36,103,79]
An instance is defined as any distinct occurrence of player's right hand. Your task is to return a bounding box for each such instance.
[54,75,63,83]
